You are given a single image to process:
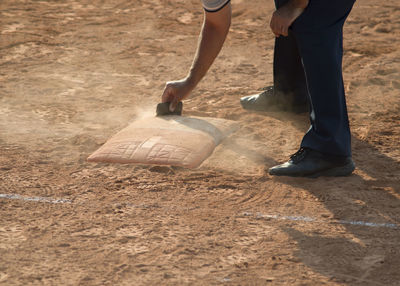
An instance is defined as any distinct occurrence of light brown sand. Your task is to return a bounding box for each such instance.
[0,0,399,285]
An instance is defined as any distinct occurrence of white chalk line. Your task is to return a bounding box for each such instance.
[0,193,398,230]
[0,193,72,204]
[243,212,399,230]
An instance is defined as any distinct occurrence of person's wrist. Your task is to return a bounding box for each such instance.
[185,75,198,90]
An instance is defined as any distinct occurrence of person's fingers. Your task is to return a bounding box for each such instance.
[273,26,281,37]
[270,15,277,34]
[270,22,277,36]
[162,84,174,103]
[281,25,288,37]
[162,80,191,111]
[169,95,179,112]
[270,15,282,37]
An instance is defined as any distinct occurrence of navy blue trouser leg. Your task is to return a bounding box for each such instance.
[273,0,308,106]
[295,26,351,156]
[292,0,356,157]
[273,33,309,106]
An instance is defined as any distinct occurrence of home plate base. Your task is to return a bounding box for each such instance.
[87,116,239,169]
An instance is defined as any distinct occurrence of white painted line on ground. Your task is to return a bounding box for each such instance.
[242,212,399,230]
[0,193,72,204]
[337,219,398,229]
[1,193,397,230]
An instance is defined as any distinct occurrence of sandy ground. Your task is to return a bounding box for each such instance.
[1,0,400,285]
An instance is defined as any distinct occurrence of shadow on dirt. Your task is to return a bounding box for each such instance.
[262,110,400,285]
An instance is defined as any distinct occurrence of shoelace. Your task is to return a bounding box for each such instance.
[259,89,280,105]
[290,147,308,163]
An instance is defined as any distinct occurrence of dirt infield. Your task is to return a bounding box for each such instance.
[1,0,399,285]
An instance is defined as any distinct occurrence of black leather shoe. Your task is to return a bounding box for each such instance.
[269,148,355,178]
[240,86,308,114]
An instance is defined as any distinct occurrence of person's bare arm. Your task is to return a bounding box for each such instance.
[162,3,231,112]
[270,0,309,37]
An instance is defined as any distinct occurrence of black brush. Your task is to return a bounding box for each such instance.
[156,102,183,116]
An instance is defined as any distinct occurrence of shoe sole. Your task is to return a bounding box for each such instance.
[269,161,356,178]
[307,161,356,178]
